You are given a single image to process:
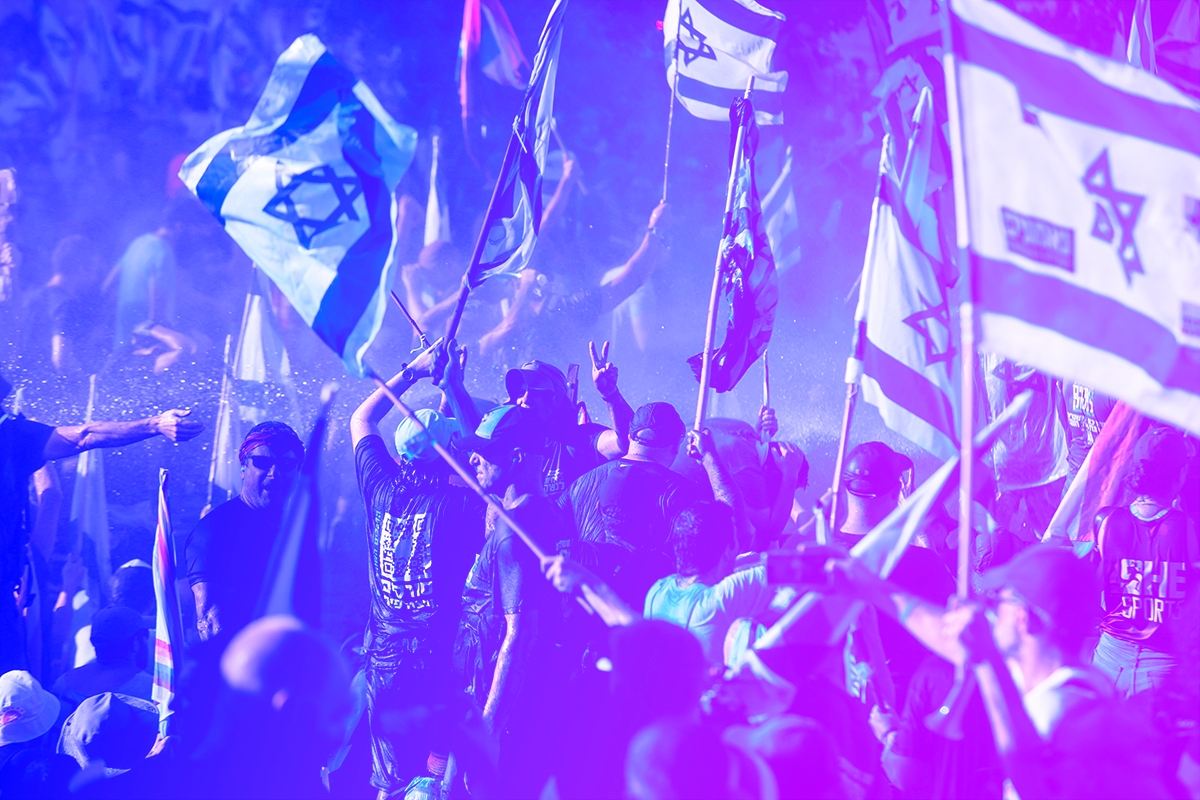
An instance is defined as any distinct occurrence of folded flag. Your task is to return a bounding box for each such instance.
[206,335,241,512]
[425,133,451,246]
[761,145,800,272]
[1127,0,1157,73]
[465,0,568,288]
[458,0,530,119]
[663,0,788,125]
[152,469,184,729]
[688,95,778,393]
[1156,0,1200,97]
[234,268,299,426]
[179,35,417,378]
[849,87,959,460]
[949,0,1200,437]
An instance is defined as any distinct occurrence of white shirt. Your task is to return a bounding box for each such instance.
[644,565,772,667]
[1019,664,1113,739]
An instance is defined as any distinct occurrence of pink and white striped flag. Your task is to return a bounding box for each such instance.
[152,469,184,730]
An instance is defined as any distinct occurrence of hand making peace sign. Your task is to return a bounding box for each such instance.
[589,340,619,400]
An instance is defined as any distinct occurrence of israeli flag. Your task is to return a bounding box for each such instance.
[467,0,567,287]
[179,35,417,377]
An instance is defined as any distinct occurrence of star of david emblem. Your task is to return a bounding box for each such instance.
[677,8,716,66]
[903,290,956,379]
[1083,149,1144,284]
[262,164,363,249]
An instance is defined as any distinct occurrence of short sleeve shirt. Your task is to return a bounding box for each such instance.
[644,565,772,668]
[454,496,564,707]
[0,415,53,587]
[114,233,176,347]
[355,435,485,670]
[1062,382,1115,473]
[542,423,608,499]
[1097,506,1192,653]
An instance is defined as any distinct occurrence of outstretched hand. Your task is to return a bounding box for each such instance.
[156,409,204,442]
[589,340,619,400]
[687,428,717,461]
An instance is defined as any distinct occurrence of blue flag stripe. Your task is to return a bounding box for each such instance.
[975,252,1200,393]
[700,0,783,40]
[311,112,392,357]
[953,16,1200,157]
[862,337,960,443]
[676,74,784,114]
[195,53,357,223]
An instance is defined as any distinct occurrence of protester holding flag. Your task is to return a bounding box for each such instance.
[184,421,303,642]
[349,344,486,798]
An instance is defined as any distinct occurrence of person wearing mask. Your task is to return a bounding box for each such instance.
[644,500,772,671]
[559,402,704,606]
[52,605,152,709]
[185,421,306,642]
[453,404,565,797]
[0,373,202,672]
[503,348,633,499]
[1092,426,1198,697]
[349,345,486,799]
[837,441,955,701]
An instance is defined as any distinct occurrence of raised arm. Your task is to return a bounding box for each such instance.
[349,341,440,447]
[599,203,670,314]
[589,341,633,458]
[539,157,580,233]
[43,409,203,461]
[688,428,754,553]
[436,339,483,436]
[478,268,539,357]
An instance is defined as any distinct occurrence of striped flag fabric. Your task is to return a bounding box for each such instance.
[948,0,1200,437]
[663,0,788,125]
[458,0,529,120]
[849,87,959,460]
[70,376,111,595]
[152,469,184,729]
[465,0,568,288]
[761,145,800,272]
[1127,0,1157,73]
[687,94,778,393]
[179,35,417,378]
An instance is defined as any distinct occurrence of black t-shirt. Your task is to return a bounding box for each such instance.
[541,422,608,499]
[1062,381,1115,473]
[837,532,957,701]
[21,285,108,371]
[0,415,53,588]
[559,458,700,605]
[355,435,485,670]
[184,497,282,636]
[454,495,564,711]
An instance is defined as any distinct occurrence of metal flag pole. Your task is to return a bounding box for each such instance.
[695,76,755,432]
[390,290,431,349]
[662,0,684,202]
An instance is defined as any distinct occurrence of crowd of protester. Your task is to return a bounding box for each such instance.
[2,1,1199,799]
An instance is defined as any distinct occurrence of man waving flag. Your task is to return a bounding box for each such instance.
[948,0,1200,436]
[663,0,788,125]
[179,35,417,377]
[848,87,959,459]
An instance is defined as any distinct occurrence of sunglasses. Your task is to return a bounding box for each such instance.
[246,454,300,473]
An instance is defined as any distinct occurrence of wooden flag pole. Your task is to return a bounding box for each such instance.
[695,76,755,432]
[662,0,684,202]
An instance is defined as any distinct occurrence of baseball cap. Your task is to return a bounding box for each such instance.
[841,442,912,497]
[504,360,569,403]
[0,671,60,746]
[629,402,686,447]
[58,693,158,776]
[455,405,543,455]
[90,605,149,647]
[979,545,1099,636]
[1133,426,1189,473]
[393,408,460,461]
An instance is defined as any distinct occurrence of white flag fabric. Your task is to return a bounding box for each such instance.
[70,376,110,592]
[424,134,451,247]
[1156,0,1200,96]
[207,336,242,510]
[663,0,788,125]
[949,0,1200,436]
[761,145,800,272]
[234,269,298,427]
[1127,0,1157,73]
[180,35,417,377]
[850,88,959,460]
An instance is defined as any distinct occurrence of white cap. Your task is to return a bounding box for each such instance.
[0,671,61,745]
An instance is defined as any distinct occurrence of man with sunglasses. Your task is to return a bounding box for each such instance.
[185,420,305,642]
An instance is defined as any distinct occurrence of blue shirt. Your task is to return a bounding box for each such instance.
[114,233,176,347]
